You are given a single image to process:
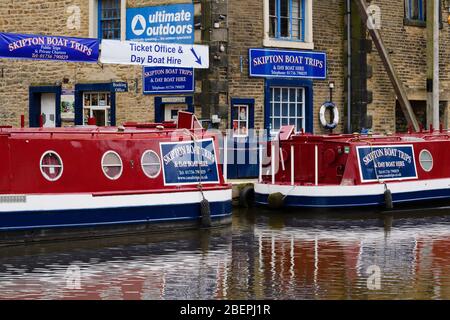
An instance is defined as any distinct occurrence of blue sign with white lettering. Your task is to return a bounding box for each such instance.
[160,139,219,186]
[249,48,327,79]
[143,67,194,94]
[126,4,194,44]
[0,32,99,63]
[357,145,418,183]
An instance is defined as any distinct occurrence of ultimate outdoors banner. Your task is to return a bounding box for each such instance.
[0,32,99,63]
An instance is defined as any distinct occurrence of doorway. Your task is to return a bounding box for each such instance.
[29,86,62,128]
[154,96,194,123]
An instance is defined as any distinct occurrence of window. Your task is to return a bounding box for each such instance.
[232,105,249,137]
[405,0,426,22]
[141,150,161,179]
[269,87,305,134]
[269,0,305,41]
[419,150,433,172]
[99,0,121,40]
[40,151,63,181]
[83,92,111,126]
[102,151,123,180]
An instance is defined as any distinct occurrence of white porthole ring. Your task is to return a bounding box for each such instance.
[141,150,162,179]
[419,149,433,172]
[40,151,64,182]
[319,102,339,130]
[101,150,123,180]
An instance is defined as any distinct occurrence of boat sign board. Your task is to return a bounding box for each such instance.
[356,145,418,183]
[249,48,327,79]
[0,32,99,63]
[160,139,219,186]
[100,40,209,69]
[143,67,194,94]
[126,4,194,44]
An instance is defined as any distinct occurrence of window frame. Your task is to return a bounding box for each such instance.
[40,151,64,182]
[89,0,126,40]
[404,0,443,28]
[141,150,162,179]
[269,86,306,136]
[232,104,250,138]
[264,0,313,50]
[101,150,123,180]
[83,92,112,126]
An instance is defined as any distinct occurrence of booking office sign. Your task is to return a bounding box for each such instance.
[356,145,418,183]
[160,139,220,186]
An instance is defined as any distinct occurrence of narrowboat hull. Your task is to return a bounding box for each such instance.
[255,179,450,209]
[0,188,232,246]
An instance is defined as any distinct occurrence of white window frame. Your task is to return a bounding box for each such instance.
[89,0,126,41]
[40,151,64,182]
[263,0,314,49]
[419,149,433,172]
[83,92,111,126]
[141,150,162,179]
[101,150,123,180]
[270,87,305,136]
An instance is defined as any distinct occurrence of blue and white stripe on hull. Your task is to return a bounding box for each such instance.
[0,189,232,231]
[255,179,450,208]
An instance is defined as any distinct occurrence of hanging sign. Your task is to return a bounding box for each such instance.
[111,82,128,92]
[249,48,327,79]
[126,4,194,44]
[143,67,194,94]
[356,145,418,183]
[0,32,99,63]
[160,139,219,186]
[100,39,209,69]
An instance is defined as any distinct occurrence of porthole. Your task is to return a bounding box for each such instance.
[141,150,161,179]
[419,149,433,172]
[40,151,63,181]
[102,151,123,180]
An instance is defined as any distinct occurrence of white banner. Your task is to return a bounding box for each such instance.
[100,39,209,69]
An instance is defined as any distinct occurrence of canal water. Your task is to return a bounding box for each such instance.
[1,207,450,300]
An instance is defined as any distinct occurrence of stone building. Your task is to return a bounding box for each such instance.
[1,0,450,137]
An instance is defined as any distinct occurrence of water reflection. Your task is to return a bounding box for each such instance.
[2,207,450,299]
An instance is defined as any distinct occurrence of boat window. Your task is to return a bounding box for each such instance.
[419,149,433,172]
[40,151,63,181]
[141,150,161,179]
[102,151,123,180]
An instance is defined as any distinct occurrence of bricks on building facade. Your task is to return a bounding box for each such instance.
[0,0,449,133]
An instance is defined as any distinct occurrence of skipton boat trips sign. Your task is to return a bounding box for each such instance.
[356,145,418,183]
[0,32,99,63]
[160,139,219,186]
[249,48,327,79]
[143,67,194,94]
[126,3,194,44]
[100,40,209,69]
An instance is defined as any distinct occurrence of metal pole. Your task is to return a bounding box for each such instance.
[314,145,319,186]
[223,134,228,182]
[271,144,275,185]
[346,0,352,133]
[291,144,295,186]
[433,0,440,129]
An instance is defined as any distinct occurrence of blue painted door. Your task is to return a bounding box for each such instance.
[227,99,258,179]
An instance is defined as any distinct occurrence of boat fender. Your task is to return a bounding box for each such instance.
[384,189,393,210]
[268,192,285,210]
[200,198,212,227]
[239,185,255,208]
[319,102,339,130]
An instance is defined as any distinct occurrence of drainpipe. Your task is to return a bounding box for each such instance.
[346,0,352,134]
[433,0,440,130]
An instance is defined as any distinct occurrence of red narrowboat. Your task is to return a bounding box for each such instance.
[0,112,232,245]
[255,126,450,209]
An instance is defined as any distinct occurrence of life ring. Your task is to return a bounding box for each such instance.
[319,102,339,130]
